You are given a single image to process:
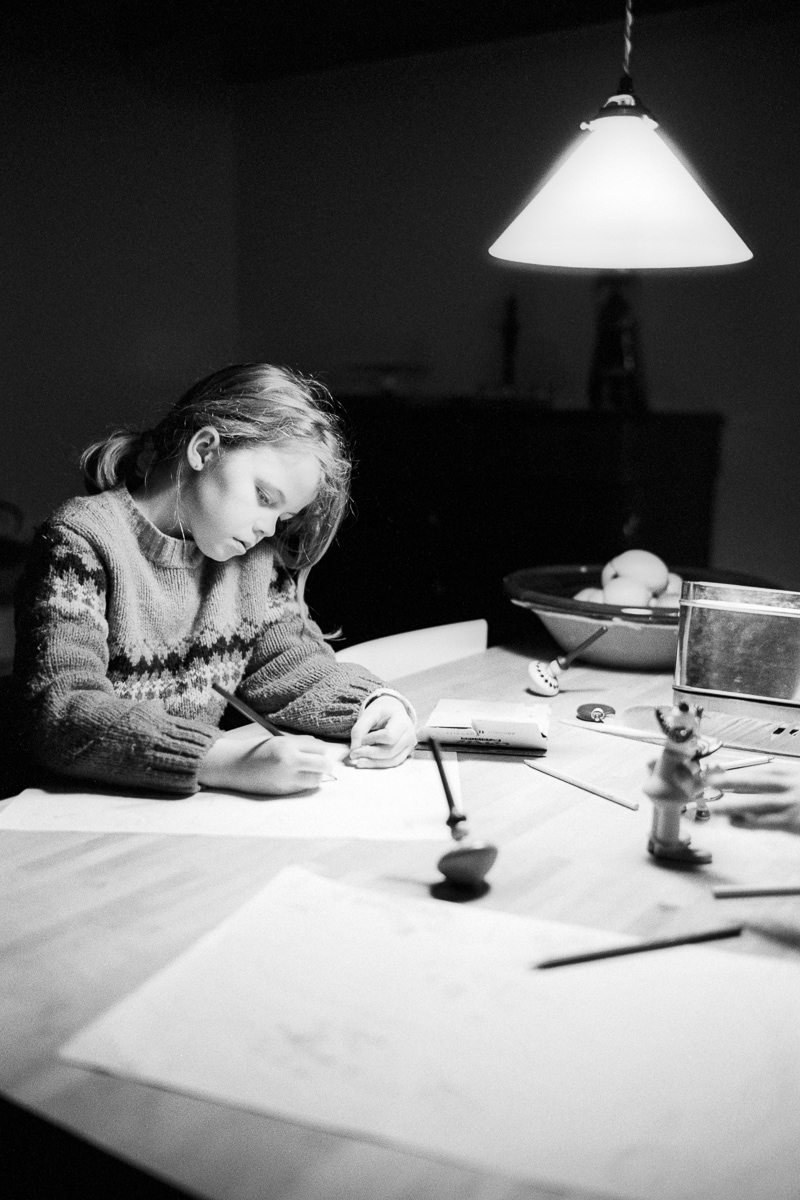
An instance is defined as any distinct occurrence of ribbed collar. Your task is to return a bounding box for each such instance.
[112,487,205,570]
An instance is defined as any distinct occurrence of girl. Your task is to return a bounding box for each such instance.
[12,363,417,796]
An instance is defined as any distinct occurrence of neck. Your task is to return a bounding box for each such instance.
[130,463,187,540]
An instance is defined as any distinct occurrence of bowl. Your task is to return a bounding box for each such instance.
[504,564,778,671]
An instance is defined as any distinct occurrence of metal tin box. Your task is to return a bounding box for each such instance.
[674,580,800,755]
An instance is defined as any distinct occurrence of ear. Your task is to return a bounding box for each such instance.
[186,426,221,471]
[654,707,670,735]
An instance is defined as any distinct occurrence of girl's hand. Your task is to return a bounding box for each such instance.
[712,761,800,795]
[711,761,800,832]
[713,797,800,834]
[199,733,333,795]
[349,695,417,768]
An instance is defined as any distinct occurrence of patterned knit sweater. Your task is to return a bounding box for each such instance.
[12,487,392,795]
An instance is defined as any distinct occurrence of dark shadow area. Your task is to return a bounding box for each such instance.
[1,1093,198,1200]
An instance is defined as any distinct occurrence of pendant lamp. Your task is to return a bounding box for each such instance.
[488,1,752,269]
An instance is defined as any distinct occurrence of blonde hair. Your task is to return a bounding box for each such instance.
[80,364,351,620]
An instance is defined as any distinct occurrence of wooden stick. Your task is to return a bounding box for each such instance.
[714,885,800,899]
[556,627,608,669]
[716,755,774,771]
[212,683,284,737]
[560,718,665,744]
[536,925,743,969]
[427,737,468,836]
[524,760,639,810]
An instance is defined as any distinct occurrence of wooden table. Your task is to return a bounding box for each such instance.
[3,640,800,1200]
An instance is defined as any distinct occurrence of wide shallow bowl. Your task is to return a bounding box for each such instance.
[504,564,777,671]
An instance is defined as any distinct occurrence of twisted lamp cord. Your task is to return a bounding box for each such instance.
[623,0,633,79]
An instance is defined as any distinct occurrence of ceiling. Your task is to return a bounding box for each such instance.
[10,1,733,79]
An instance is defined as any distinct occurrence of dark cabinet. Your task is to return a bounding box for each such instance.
[306,398,723,648]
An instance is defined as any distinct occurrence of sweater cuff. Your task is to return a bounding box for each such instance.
[129,720,222,795]
[360,688,417,728]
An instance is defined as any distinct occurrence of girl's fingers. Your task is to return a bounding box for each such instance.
[352,749,411,769]
[718,779,794,794]
[713,798,800,833]
[350,734,417,768]
[714,799,796,816]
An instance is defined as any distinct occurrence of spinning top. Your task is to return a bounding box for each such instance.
[437,842,499,889]
[428,738,498,891]
[528,627,608,696]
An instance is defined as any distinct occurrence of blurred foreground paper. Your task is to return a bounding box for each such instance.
[0,744,455,840]
[61,867,800,1200]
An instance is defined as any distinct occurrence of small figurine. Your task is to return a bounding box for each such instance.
[643,701,722,866]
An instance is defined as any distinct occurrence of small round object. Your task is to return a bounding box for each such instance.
[602,549,669,594]
[602,576,652,607]
[576,702,616,723]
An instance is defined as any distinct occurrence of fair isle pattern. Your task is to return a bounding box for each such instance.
[13,487,383,794]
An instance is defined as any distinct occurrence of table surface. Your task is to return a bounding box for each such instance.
[3,637,800,1200]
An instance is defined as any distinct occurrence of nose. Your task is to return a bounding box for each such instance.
[254,511,279,540]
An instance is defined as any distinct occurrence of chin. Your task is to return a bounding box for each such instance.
[202,537,248,561]
[199,543,235,562]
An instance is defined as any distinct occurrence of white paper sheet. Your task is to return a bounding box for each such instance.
[0,739,456,840]
[62,867,800,1200]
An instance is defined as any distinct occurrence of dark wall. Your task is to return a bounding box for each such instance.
[236,1,800,591]
[1,33,240,533]
[2,1,798,605]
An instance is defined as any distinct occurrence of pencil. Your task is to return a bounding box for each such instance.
[560,718,665,744]
[524,760,639,811]
[714,885,800,899]
[716,755,774,771]
[211,682,284,737]
[535,925,743,969]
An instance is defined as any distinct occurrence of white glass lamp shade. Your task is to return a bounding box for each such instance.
[489,111,752,269]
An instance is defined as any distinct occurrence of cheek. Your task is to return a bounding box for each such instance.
[196,472,236,515]
[184,480,232,540]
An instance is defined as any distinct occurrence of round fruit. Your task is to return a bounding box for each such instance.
[664,571,683,596]
[574,587,605,603]
[602,576,653,607]
[649,592,680,608]
[601,549,669,595]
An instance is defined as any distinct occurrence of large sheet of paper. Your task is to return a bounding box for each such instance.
[62,867,800,1200]
[0,739,456,840]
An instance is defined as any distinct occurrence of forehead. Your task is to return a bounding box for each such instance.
[232,443,321,505]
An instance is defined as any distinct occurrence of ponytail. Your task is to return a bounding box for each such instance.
[80,429,154,495]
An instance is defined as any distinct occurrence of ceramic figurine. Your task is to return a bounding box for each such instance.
[644,701,721,866]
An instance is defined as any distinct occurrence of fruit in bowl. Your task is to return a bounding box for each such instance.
[576,550,683,611]
[504,559,777,671]
[602,549,670,594]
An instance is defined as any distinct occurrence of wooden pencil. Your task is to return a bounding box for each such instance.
[715,755,774,770]
[212,683,284,737]
[536,925,743,969]
[524,760,639,810]
[714,885,800,899]
[560,717,665,744]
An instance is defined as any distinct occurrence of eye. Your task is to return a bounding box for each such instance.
[257,488,275,507]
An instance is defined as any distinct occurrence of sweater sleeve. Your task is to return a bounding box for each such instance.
[238,567,406,737]
[13,523,219,795]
